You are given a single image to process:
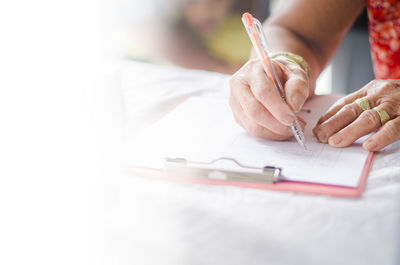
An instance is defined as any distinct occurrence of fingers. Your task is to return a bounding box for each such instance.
[315,80,399,126]
[229,82,294,139]
[229,92,296,140]
[245,60,297,125]
[314,99,398,149]
[236,85,294,136]
[327,109,381,147]
[316,90,365,125]
[363,116,400,151]
[312,79,400,150]
[313,102,363,143]
[361,81,400,151]
[282,62,310,113]
[229,58,311,140]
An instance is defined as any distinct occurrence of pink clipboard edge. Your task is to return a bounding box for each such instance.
[129,96,375,198]
[129,151,373,198]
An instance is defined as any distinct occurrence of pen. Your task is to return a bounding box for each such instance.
[241,12,306,149]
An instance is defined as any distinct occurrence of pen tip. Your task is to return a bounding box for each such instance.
[301,142,307,150]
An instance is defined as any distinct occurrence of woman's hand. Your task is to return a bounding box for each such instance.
[229,58,311,140]
[313,79,400,151]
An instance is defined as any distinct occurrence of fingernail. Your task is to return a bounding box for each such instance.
[290,94,303,113]
[316,130,327,142]
[282,114,296,125]
[329,134,343,146]
[312,125,319,136]
[363,140,377,151]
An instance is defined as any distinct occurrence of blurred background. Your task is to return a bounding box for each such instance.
[118,0,268,74]
[116,0,374,94]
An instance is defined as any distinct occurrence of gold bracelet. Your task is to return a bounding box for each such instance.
[270,52,310,78]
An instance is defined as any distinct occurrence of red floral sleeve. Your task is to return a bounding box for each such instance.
[368,0,400,79]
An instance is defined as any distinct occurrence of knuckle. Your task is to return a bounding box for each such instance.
[333,98,346,109]
[229,78,248,97]
[362,110,380,125]
[246,104,262,121]
[342,103,359,118]
[336,97,346,105]
[289,66,307,79]
[229,75,241,90]
[246,59,263,72]
[385,120,400,137]
[381,102,396,117]
[287,78,309,95]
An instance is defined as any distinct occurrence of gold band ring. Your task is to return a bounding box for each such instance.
[270,52,311,78]
[355,98,371,111]
[373,107,391,125]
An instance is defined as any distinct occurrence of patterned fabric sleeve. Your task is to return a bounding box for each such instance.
[368,0,400,79]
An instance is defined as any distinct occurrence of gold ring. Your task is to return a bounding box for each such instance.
[355,98,371,111]
[373,107,390,125]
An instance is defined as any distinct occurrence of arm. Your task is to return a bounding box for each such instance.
[229,0,365,140]
[264,0,365,90]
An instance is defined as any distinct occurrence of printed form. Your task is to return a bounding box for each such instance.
[129,95,369,187]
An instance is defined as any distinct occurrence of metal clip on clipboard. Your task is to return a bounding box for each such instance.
[164,157,281,184]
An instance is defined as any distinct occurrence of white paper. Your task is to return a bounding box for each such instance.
[128,95,369,187]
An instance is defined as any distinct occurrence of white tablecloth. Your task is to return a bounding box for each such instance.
[103,61,400,265]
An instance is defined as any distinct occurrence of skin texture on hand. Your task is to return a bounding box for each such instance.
[229,58,308,140]
[229,0,366,142]
[313,80,400,151]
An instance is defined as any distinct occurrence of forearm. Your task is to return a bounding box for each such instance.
[251,0,366,94]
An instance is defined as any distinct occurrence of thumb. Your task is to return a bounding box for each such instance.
[284,70,310,113]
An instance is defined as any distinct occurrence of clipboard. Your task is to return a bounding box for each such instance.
[128,95,375,198]
[164,157,282,184]
[130,152,373,198]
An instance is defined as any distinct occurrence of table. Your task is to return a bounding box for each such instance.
[102,61,400,265]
